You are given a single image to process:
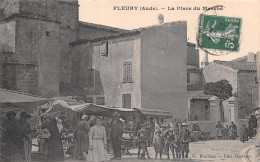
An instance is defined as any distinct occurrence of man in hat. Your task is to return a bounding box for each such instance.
[2,111,23,161]
[163,129,175,160]
[19,112,33,162]
[74,115,90,160]
[180,123,190,159]
[111,112,124,160]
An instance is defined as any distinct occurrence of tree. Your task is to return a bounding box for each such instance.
[203,79,233,122]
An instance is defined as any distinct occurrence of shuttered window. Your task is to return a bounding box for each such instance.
[122,94,131,108]
[123,62,132,83]
[100,42,108,56]
[187,72,190,83]
[87,68,94,87]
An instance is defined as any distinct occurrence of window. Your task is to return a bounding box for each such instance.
[255,76,258,85]
[96,97,105,105]
[85,97,93,103]
[46,31,50,37]
[87,68,94,87]
[123,62,132,83]
[122,94,131,108]
[254,54,257,63]
[187,72,190,83]
[100,42,108,56]
[204,105,210,120]
[238,107,246,119]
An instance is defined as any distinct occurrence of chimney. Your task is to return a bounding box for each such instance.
[158,14,164,25]
[201,51,209,69]
[247,52,257,63]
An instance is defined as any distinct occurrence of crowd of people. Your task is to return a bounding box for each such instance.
[215,121,254,142]
[3,109,255,162]
[1,111,32,162]
[134,118,191,160]
[36,111,124,162]
[1,110,191,162]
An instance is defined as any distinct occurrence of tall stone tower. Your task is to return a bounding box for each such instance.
[0,0,79,97]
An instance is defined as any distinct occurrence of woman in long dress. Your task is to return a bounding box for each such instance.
[42,117,64,162]
[87,116,108,162]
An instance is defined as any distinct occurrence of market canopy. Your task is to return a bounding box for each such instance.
[42,100,135,117]
[0,88,49,107]
[41,99,171,119]
[134,108,172,118]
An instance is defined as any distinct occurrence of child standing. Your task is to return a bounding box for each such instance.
[180,123,190,159]
[164,129,175,160]
[153,130,163,159]
[137,124,151,160]
[173,128,181,159]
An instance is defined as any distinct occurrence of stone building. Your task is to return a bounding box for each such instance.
[0,0,203,119]
[0,0,126,97]
[203,60,257,119]
[70,22,189,119]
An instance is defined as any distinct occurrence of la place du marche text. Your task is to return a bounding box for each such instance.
[113,6,223,11]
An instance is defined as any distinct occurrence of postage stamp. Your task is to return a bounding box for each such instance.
[198,14,242,52]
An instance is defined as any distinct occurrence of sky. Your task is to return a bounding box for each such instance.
[78,0,260,62]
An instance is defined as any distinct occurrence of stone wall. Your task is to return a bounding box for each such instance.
[59,28,77,84]
[238,72,257,116]
[12,17,60,97]
[0,0,20,20]
[189,99,210,121]
[187,43,199,67]
[140,22,188,119]
[1,64,38,94]
[71,35,140,107]
[203,63,238,94]
[0,21,16,52]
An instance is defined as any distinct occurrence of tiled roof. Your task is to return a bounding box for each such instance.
[72,21,186,46]
[70,30,141,46]
[230,56,247,62]
[213,60,256,72]
[187,42,196,47]
[187,84,204,91]
[4,13,61,23]
[188,90,212,100]
[78,21,128,33]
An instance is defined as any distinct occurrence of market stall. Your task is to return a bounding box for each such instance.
[0,88,50,130]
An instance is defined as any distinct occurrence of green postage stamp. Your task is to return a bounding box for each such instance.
[198,14,241,52]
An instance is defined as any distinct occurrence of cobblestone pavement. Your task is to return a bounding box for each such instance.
[61,138,255,162]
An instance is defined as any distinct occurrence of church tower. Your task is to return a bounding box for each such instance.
[0,0,79,97]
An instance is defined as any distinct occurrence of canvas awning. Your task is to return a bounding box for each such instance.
[42,100,135,117]
[0,88,49,107]
[133,108,172,118]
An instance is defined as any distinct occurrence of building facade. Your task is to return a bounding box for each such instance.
[203,60,257,119]
[70,22,189,119]
[0,0,126,97]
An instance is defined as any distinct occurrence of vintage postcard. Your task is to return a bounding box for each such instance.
[0,0,260,161]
